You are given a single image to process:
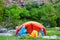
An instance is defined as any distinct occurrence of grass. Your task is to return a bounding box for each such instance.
[46,27,60,36]
[0,27,60,40]
[0,36,60,40]
[46,27,60,31]
[47,31,60,36]
[0,36,47,40]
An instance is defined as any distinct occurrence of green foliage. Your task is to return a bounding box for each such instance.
[25,3,57,27]
[5,4,21,19]
[20,8,30,17]
[56,5,60,18]
[56,5,60,27]
[0,0,6,27]
[25,2,39,10]
[4,4,30,28]
[39,3,57,27]
[30,8,39,20]
[0,0,5,21]
[1,1,60,28]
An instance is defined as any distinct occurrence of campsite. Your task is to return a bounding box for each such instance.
[0,0,60,40]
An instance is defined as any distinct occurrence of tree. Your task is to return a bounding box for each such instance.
[56,5,60,27]
[25,2,57,27]
[38,3,57,27]
[4,4,21,28]
[0,0,5,27]
[5,4,30,28]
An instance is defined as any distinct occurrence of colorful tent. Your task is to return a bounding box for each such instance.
[16,21,46,37]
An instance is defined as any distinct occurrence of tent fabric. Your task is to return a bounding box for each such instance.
[16,21,46,35]
[18,26,26,36]
[16,25,22,34]
[16,26,26,36]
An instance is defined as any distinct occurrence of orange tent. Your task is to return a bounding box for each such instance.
[16,21,46,35]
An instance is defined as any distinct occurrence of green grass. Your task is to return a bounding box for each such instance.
[46,27,60,36]
[0,36,60,40]
[46,27,60,31]
[47,31,60,36]
[0,27,60,40]
[0,36,47,40]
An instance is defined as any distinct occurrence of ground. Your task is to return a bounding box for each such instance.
[0,36,60,40]
[0,27,60,40]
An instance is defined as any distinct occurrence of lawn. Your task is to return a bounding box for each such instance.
[0,36,60,40]
[46,27,60,36]
[0,27,60,40]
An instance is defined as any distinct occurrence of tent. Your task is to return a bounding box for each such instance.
[16,21,46,37]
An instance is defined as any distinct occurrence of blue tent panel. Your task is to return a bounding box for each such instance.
[17,26,26,36]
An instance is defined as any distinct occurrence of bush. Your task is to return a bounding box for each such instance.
[25,3,57,27]
[5,4,30,28]
[56,5,60,27]
[1,2,60,28]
